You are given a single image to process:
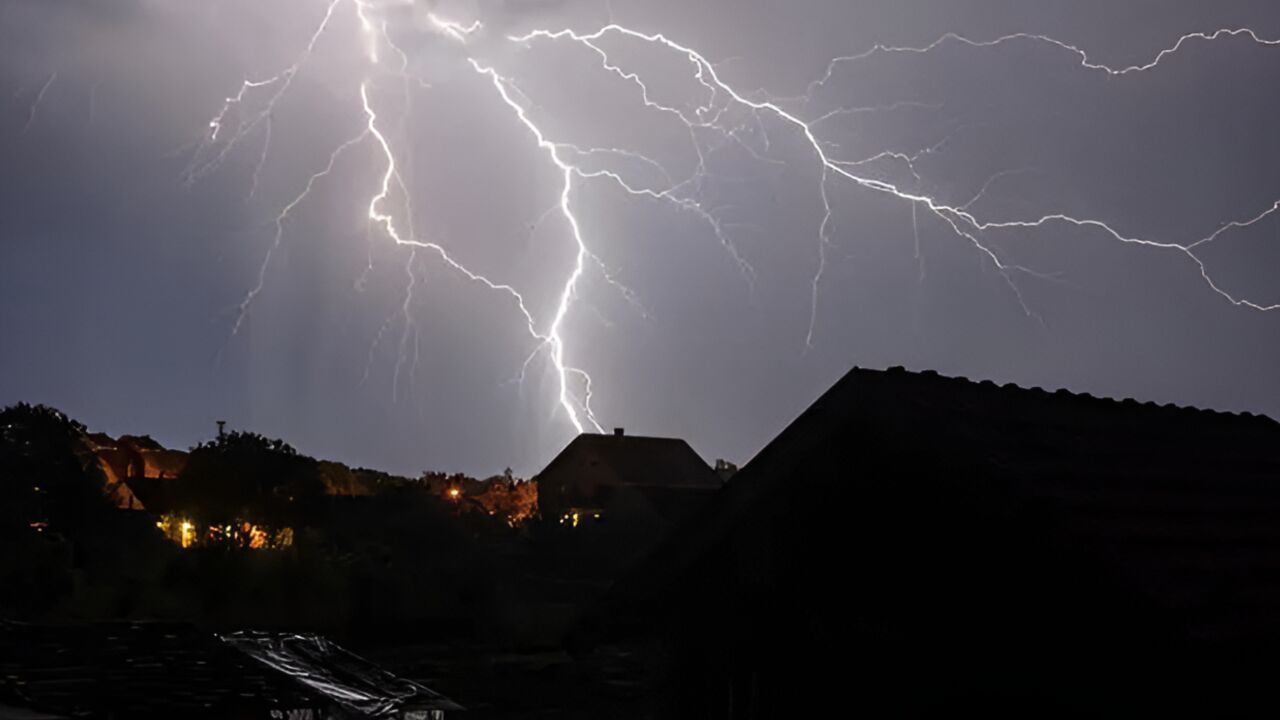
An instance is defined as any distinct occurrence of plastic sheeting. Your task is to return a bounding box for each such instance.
[222,632,462,719]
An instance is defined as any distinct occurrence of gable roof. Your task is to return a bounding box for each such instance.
[535,433,722,489]
[607,365,1280,641]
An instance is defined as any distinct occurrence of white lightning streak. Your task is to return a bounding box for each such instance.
[246,115,273,201]
[806,27,1280,99]
[204,4,1279,445]
[360,78,603,430]
[515,23,1280,342]
[465,61,603,433]
[189,0,344,184]
[232,130,369,337]
[1187,200,1280,251]
[958,168,1038,213]
[22,71,57,135]
[515,26,1045,338]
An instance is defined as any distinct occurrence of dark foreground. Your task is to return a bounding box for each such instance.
[6,366,1280,717]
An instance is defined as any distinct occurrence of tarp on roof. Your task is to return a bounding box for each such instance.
[222,632,463,717]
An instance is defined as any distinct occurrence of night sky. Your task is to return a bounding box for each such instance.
[2,0,1278,477]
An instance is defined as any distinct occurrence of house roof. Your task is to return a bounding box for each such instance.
[222,632,463,715]
[606,365,1280,642]
[535,433,722,489]
[118,435,165,452]
[121,475,170,512]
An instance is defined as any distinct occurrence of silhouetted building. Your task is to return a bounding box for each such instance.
[604,366,1280,717]
[78,433,188,512]
[535,430,722,532]
[0,622,460,719]
[713,459,738,483]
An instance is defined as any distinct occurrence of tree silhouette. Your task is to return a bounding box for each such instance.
[172,431,324,535]
[0,403,107,616]
[0,402,108,533]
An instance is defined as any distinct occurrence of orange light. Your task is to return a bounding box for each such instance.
[448,488,461,500]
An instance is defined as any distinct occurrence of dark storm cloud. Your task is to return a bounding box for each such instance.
[501,0,568,13]
[4,0,146,22]
[1,0,1277,477]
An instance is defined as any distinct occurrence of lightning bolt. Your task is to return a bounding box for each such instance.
[231,129,368,339]
[190,2,1279,444]
[805,27,1280,98]
[186,0,345,185]
[512,22,1280,336]
[461,60,602,432]
[22,70,56,135]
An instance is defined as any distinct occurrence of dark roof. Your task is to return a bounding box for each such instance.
[0,623,461,719]
[0,622,319,718]
[536,433,721,489]
[222,632,463,715]
[609,365,1280,641]
[118,435,165,452]
[121,475,170,511]
[80,433,117,451]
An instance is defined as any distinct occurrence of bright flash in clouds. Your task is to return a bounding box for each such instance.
[182,0,1280,440]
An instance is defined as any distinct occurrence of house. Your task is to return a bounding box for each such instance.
[600,366,1280,717]
[77,433,147,510]
[0,622,461,719]
[534,429,723,532]
[78,433,189,512]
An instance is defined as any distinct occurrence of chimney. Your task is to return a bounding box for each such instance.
[715,459,738,482]
[613,427,625,437]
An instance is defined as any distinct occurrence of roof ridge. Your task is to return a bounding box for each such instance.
[880,365,1277,427]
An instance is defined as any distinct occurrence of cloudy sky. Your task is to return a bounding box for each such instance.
[2,0,1278,476]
